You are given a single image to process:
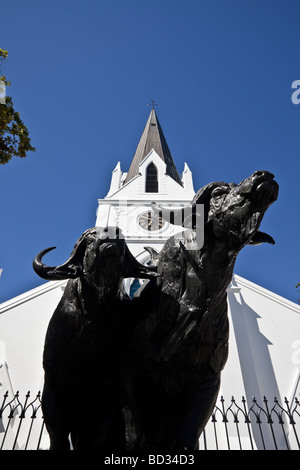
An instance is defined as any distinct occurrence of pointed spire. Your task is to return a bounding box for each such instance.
[124,109,182,185]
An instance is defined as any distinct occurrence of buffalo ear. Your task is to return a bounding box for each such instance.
[248,231,275,246]
[123,243,158,280]
[144,246,159,266]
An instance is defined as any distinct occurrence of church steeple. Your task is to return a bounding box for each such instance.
[124,109,182,186]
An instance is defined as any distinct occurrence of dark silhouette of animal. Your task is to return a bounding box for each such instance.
[33,226,156,450]
[123,171,279,451]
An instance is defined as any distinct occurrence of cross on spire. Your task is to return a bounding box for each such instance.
[147,99,159,109]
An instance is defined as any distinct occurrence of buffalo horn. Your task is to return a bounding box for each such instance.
[33,241,85,281]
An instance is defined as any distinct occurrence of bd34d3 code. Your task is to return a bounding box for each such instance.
[148,455,195,465]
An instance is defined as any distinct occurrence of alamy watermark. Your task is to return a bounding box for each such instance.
[0,80,5,104]
[97,202,204,251]
[291,80,300,105]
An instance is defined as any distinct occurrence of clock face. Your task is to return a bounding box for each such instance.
[139,211,165,231]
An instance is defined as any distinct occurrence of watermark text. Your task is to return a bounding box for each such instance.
[96,202,204,250]
[291,80,300,105]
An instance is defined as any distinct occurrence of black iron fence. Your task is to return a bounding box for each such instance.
[199,395,300,450]
[0,391,46,450]
[0,392,299,450]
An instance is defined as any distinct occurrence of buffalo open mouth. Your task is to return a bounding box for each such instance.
[226,171,278,245]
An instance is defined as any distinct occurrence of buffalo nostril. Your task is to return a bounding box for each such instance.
[254,170,274,180]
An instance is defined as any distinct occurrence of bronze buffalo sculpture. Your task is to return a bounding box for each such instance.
[122,170,279,450]
[33,170,278,451]
[33,226,157,450]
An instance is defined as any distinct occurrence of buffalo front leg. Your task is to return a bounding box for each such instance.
[121,372,146,450]
[42,379,71,450]
[176,373,221,450]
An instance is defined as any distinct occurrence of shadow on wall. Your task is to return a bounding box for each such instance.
[228,289,290,450]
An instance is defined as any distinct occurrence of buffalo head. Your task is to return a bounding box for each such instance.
[33,227,157,297]
[152,170,279,253]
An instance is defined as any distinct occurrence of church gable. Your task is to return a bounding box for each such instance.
[104,149,193,201]
[135,149,188,198]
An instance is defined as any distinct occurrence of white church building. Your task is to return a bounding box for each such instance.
[0,108,300,450]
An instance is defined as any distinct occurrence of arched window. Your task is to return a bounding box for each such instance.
[146,163,158,193]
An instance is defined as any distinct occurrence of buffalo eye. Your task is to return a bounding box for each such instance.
[211,186,230,197]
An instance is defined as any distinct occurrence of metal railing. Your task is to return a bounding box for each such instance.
[0,391,46,450]
[0,392,299,450]
[200,395,300,450]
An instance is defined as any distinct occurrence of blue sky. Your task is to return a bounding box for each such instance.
[0,0,299,304]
